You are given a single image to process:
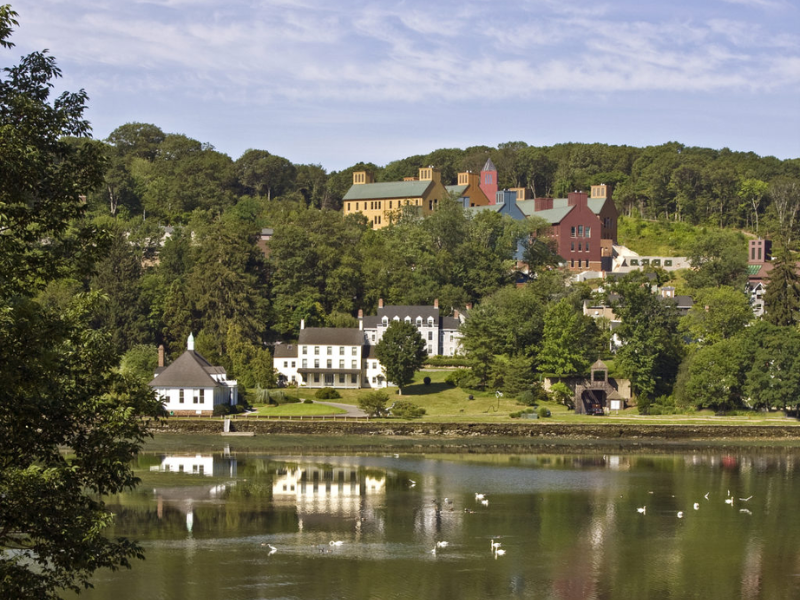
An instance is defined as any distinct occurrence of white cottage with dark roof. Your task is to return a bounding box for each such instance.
[149,334,238,416]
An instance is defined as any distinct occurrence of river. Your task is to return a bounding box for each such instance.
[78,436,800,599]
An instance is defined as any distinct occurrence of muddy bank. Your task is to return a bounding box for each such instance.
[149,419,800,441]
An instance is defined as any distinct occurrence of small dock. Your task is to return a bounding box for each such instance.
[222,418,255,436]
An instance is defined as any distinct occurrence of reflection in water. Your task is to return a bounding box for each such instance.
[83,449,800,600]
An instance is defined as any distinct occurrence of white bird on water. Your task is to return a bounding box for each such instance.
[329,540,344,546]
[677,511,684,518]
[704,492,709,500]
[475,493,485,500]
[637,506,647,515]
[436,541,449,548]
[740,508,752,515]
[491,539,502,551]
[693,503,700,510]
[739,496,753,502]
[494,548,506,557]
[725,498,734,506]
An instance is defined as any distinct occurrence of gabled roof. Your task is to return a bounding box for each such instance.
[482,158,496,172]
[446,184,469,197]
[343,180,432,201]
[298,327,365,346]
[523,204,575,224]
[467,204,504,214]
[273,343,298,358]
[149,350,222,388]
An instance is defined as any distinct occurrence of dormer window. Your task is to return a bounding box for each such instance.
[382,317,388,326]
[416,317,422,327]
[427,317,434,327]
[404,317,411,324]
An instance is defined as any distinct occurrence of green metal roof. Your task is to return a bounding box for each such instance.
[747,264,763,276]
[445,184,469,197]
[466,204,503,214]
[516,199,574,223]
[343,180,433,201]
[587,198,608,215]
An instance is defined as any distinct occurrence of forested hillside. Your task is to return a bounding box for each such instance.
[55,122,800,408]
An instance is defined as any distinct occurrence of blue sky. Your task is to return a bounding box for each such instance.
[7,0,800,171]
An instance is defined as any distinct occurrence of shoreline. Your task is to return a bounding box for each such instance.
[150,419,800,441]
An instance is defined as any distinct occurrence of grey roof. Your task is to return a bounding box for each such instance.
[364,345,379,359]
[441,316,461,330]
[273,343,298,358]
[446,184,469,197]
[522,205,575,224]
[362,316,380,329]
[298,327,364,346]
[467,204,504,214]
[482,157,496,172]
[377,305,439,321]
[591,359,608,370]
[587,198,608,215]
[343,180,432,201]
[149,350,222,388]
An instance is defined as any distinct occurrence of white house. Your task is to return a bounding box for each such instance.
[361,299,464,356]
[149,333,238,415]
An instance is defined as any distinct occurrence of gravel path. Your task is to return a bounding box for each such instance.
[311,400,369,418]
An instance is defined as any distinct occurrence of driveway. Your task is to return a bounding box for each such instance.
[311,400,369,418]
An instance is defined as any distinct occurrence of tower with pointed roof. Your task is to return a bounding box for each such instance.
[479,158,498,205]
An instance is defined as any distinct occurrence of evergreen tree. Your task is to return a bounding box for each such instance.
[764,245,800,327]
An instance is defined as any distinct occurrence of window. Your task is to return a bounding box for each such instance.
[665,260,673,267]
[327,359,332,368]
[339,374,345,384]
[416,317,422,327]
[373,362,378,369]
[339,346,345,355]
[758,248,762,260]
[578,225,583,237]
[486,174,493,184]
[428,317,434,327]
[314,359,319,368]
[751,247,755,260]
[339,360,345,368]
[585,226,591,237]
[578,243,582,252]
[428,331,433,340]
[571,241,575,252]
[314,373,320,383]
[327,346,332,355]
[381,317,388,326]
[428,346,432,354]
[355,203,359,210]
[372,376,376,383]
[351,374,358,384]
[352,360,357,369]
[193,392,200,404]
[351,347,357,355]
[314,346,319,355]
[302,346,307,355]
[570,226,576,237]
[586,242,590,252]
[450,335,454,342]
[179,389,184,404]
[302,359,308,368]
[389,201,392,209]
[283,361,288,368]
[291,361,295,368]
[404,317,411,324]
[372,334,376,341]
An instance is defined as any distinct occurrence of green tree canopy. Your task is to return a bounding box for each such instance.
[374,320,427,394]
[0,9,164,597]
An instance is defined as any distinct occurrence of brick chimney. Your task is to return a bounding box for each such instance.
[466,302,473,311]
[358,309,363,318]
[434,298,439,309]
[453,309,459,319]
[534,197,553,211]
[567,191,588,207]
[158,344,165,368]
[378,298,384,308]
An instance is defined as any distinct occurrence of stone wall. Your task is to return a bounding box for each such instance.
[149,419,800,440]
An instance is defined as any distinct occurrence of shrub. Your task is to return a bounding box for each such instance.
[358,390,389,417]
[213,404,231,417]
[444,369,477,389]
[391,400,427,419]
[423,376,431,385]
[266,391,301,405]
[425,356,470,367]
[537,407,551,418]
[549,382,574,409]
[314,387,342,400]
[303,399,314,404]
[517,390,537,407]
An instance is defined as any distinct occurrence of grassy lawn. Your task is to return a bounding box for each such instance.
[254,369,800,425]
[248,403,347,416]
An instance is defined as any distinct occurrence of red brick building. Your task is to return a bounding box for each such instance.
[517,185,618,271]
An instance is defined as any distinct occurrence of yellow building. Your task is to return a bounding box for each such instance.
[445,171,491,208]
[342,167,455,229]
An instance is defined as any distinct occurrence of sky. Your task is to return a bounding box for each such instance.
[6,0,800,171]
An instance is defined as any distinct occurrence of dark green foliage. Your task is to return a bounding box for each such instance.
[549,382,574,409]
[423,376,431,385]
[610,272,684,401]
[444,369,476,388]
[764,245,800,327]
[213,404,231,416]
[424,356,470,367]
[357,390,389,417]
[679,286,752,345]
[119,345,158,383]
[685,229,748,290]
[390,401,426,419]
[314,387,341,400]
[0,11,165,597]
[303,399,314,404]
[265,391,300,405]
[537,407,551,418]
[538,298,602,377]
[517,389,538,406]
[375,320,427,393]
